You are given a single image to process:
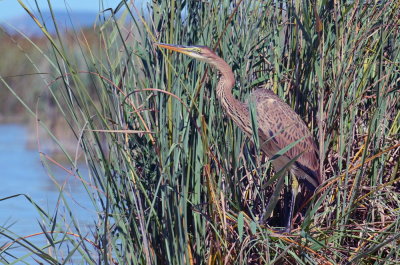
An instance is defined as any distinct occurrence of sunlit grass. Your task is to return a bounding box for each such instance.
[1,0,399,264]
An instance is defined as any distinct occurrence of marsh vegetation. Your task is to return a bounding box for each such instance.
[1,0,399,264]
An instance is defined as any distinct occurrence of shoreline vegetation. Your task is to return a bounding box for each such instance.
[0,26,100,157]
[1,1,399,264]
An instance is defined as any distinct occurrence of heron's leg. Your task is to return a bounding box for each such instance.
[260,169,287,226]
[285,175,299,232]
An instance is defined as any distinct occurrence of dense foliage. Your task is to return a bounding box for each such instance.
[1,0,399,264]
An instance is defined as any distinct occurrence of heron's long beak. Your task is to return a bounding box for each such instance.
[155,43,193,56]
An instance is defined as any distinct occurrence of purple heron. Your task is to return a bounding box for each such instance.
[156,43,321,232]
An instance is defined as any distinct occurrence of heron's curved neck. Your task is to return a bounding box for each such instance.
[211,57,234,98]
[211,57,250,134]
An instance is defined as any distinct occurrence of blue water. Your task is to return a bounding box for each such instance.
[0,124,96,263]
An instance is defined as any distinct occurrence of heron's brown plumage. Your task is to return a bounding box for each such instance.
[156,42,321,230]
[206,50,321,189]
[250,89,321,189]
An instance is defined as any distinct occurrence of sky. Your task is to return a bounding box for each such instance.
[0,0,125,22]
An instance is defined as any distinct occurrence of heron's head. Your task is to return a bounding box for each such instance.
[155,43,218,64]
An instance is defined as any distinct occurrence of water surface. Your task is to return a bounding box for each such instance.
[0,124,96,262]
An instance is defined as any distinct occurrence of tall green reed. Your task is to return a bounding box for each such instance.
[1,0,399,264]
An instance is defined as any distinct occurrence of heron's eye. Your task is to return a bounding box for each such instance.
[194,48,201,54]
